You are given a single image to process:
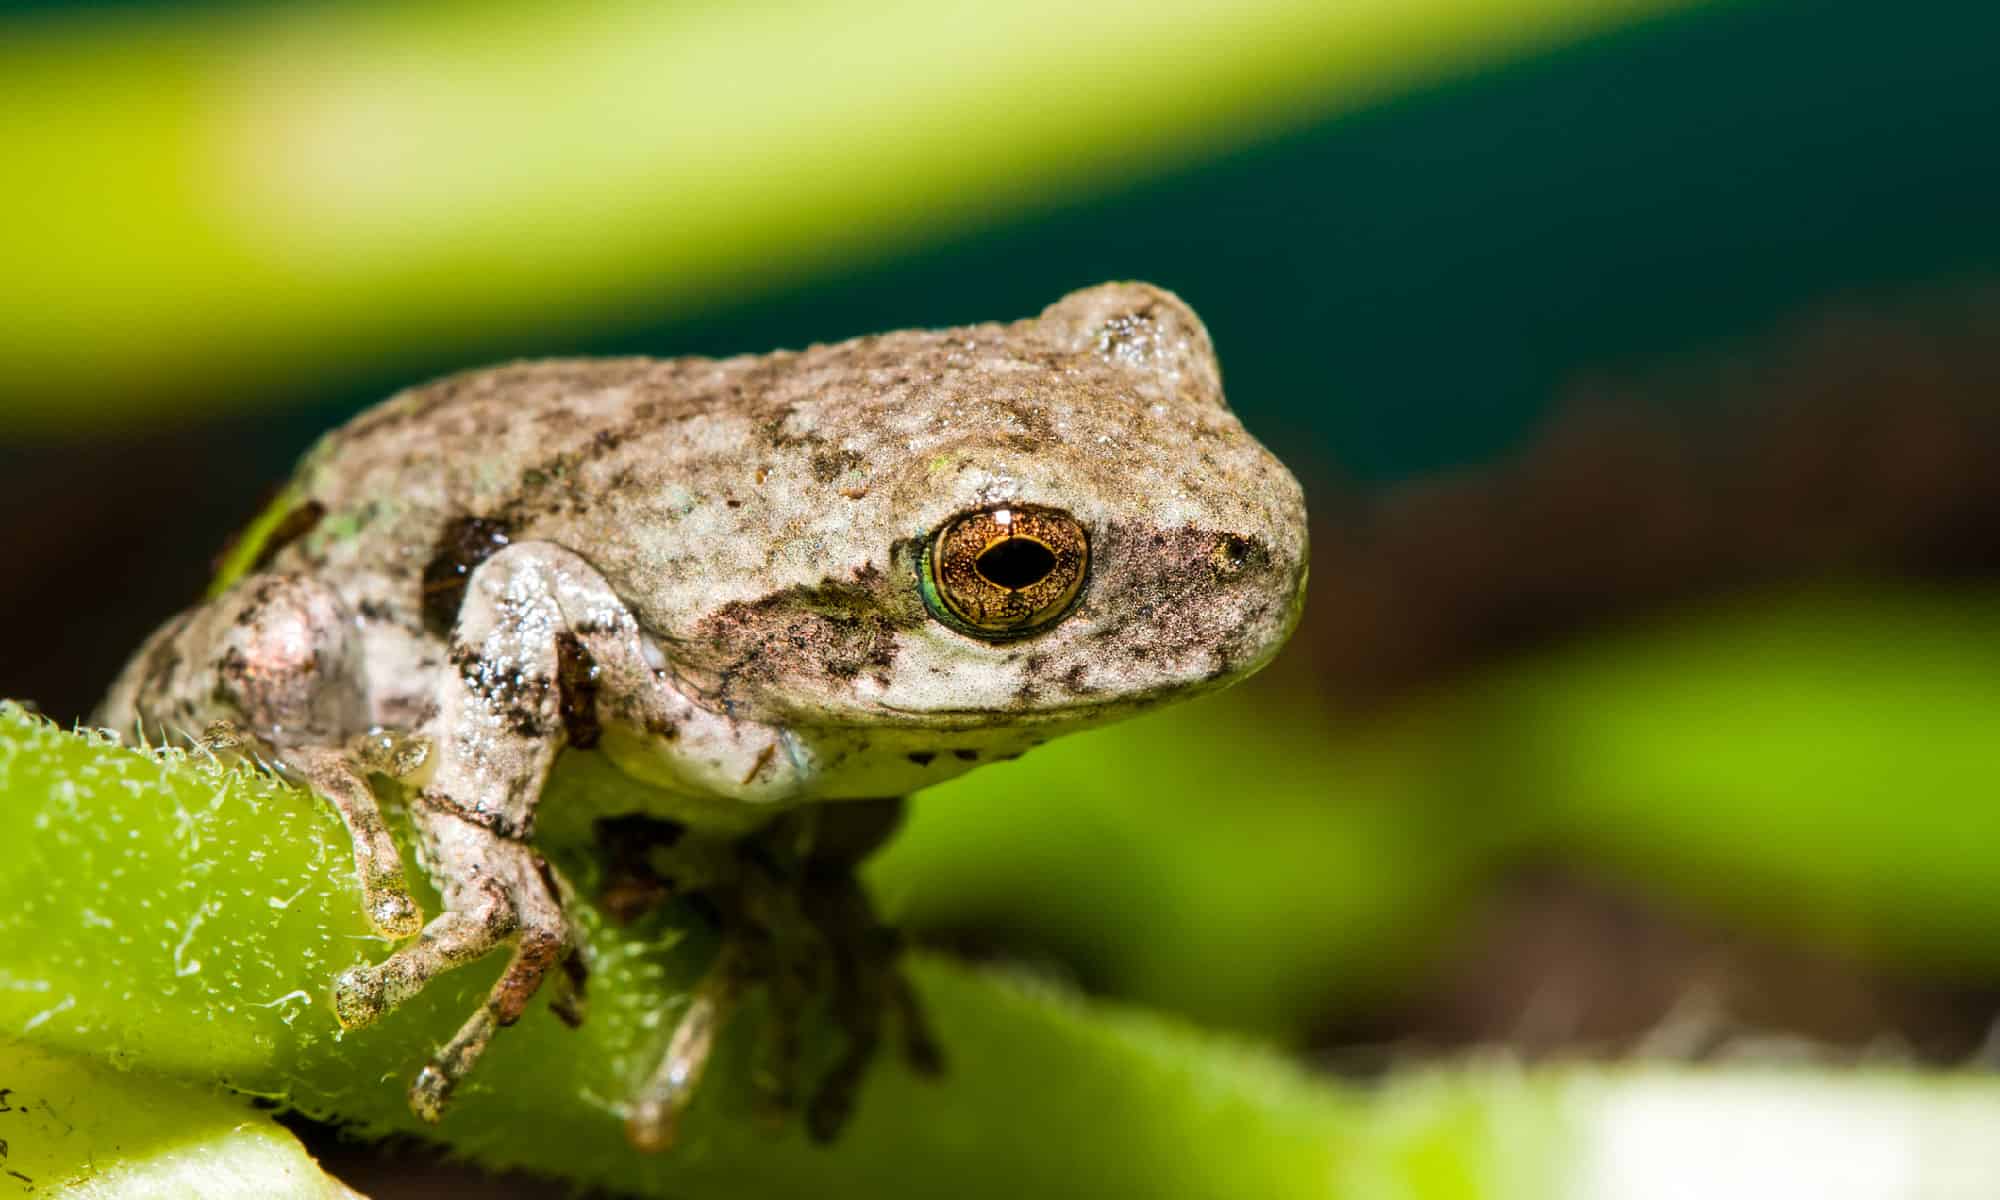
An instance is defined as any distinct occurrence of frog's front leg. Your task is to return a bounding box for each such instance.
[331,540,786,1123]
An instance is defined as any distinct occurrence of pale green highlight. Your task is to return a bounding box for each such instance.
[206,483,303,597]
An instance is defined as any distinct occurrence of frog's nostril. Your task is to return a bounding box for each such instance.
[975,538,1056,590]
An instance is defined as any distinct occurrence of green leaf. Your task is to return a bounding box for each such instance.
[0,1038,358,1199]
[0,704,1361,1197]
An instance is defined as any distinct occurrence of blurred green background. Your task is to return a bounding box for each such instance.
[5,0,2000,1194]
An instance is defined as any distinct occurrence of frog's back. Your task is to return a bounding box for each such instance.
[240,354,755,597]
[242,317,1047,628]
[305,354,773,516]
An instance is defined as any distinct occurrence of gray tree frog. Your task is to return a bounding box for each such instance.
[96,282,1309,1149]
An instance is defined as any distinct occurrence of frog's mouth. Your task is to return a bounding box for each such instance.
[865,691,1163,728]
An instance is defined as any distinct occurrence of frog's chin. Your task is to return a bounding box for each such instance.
[780,716,1087,802]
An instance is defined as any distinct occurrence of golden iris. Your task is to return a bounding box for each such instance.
[923,505,1088,638]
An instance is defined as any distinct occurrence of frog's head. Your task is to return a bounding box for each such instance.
[684,282,1307,800]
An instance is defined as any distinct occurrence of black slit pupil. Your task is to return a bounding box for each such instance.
[976,538,1056,590]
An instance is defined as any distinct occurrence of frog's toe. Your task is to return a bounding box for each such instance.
[889,961,946,1078]
[548,946,589,1028]
[332,964,390,1029]
[365,884,425,940]
[410,1006,502,1123]
[624,938,752,1153]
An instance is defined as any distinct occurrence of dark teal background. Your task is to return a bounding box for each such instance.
[269,0,2000,483]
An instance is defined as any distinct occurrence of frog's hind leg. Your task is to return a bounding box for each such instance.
[96,575,424,941]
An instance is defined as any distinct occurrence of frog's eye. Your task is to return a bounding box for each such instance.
[922,505,1088,639]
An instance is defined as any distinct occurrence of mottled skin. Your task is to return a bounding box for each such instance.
[97,282,1309,1147]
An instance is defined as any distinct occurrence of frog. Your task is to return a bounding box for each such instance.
[95,281,1310,1149]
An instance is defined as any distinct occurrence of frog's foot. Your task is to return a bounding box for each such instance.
[190,721,423,942]
[331,802,574,1123]
[616,801,943,1152]
[285,744,424,940]
[799,865,944,1142]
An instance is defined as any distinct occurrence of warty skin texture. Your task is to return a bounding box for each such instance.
[203,281,1309,813]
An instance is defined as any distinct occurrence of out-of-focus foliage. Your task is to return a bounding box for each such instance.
[881,584,2000,1035]
[0,0,1695,425]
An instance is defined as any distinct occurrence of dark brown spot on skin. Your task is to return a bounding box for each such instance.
[742,743,777,786]
[951,749,978,762]
[414,788,529,840]
[508,704,548,739]
[810,447,865,483]
[422,517,512,637]
[214,645,251,710]
[250,500,326,573]
[1003,397,1057,444]
[1062,663,1096,694]
[694,570,919,701]
[137,613,191,707]
[906,751,935,766]
[554,632,602,749]
[760,405,824,451]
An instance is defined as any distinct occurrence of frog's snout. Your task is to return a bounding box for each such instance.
[1206,476,1310,677]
